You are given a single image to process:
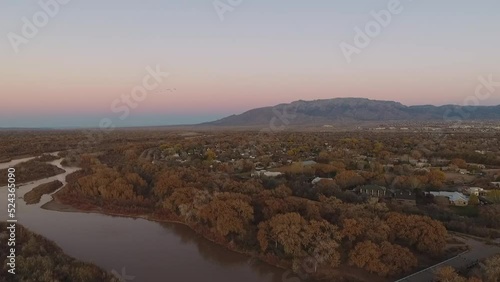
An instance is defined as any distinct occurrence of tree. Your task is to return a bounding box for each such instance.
[265,213,310,256]
[163,187,197,215]
[451,158,467,169]
[205,149,217,161]
[433,266,476,282]
[273,184,293,198]
[411,150,422,160]
[153,170,183,198]
[258,214,341,273]
[428,169,446,188]
[199,192,254,238]
[468,194,479,205]
[257,220,272,252]
[486,190,500,204]
[341,218,365,242]
[317,150,331,164]
[349,241,417,277]
[386,213,447,256]
[483,254,500,282]
[479,205,500,228]
[378,241,418,276]
[305,220,342,270]
[335,170,365,189]
[349,241,385,275]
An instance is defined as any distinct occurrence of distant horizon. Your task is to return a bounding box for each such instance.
[3,96,500,129]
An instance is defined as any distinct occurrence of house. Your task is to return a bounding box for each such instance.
[311,177,334,185]
[409,158,418,165]
[251,170,282,178]
[268,161,279,168]
[431,158,450,166]
[389,189,416,205]
[428,191,469,206]
[416,162,430,168]
[463,187,485,196]
[301,160,317,166]
[414,168,430,173]
[254,162,265,170]
[468,163,486,170]
[355,185,387,197]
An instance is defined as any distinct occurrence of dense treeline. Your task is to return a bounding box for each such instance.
[56,155,448,280]
[0,222,117,282]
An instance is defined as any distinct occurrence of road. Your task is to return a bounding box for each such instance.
[395,236,500,282]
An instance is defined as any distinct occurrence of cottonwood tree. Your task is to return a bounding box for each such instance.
[305,220,342,271]
[334,170,365,189]
[483,254,500,282]
[153,170,183,198]
[386,212,447,256]
[349,240,417,276]
[199,192,254,239]
[264,213,310,256]
[434,266,465,282]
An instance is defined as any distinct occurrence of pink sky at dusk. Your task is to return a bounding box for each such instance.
[1,0,499,127]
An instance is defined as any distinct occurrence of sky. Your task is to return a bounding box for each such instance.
[1,0,500,128]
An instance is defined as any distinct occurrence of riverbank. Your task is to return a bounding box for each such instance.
[0,222,117,281]
[42,193,319,280]
[43,192,393,282]
[43,195,280,255]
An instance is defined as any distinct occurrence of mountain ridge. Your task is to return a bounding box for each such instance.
[203,98,500,126]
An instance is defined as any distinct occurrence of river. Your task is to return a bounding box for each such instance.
[0,156,298,282]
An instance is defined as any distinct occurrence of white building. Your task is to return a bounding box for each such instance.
[464,187,484,196]
[311,177,334,185]
[251,170,282,178]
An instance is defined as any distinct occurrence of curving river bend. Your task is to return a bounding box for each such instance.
[0,156,295,282]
